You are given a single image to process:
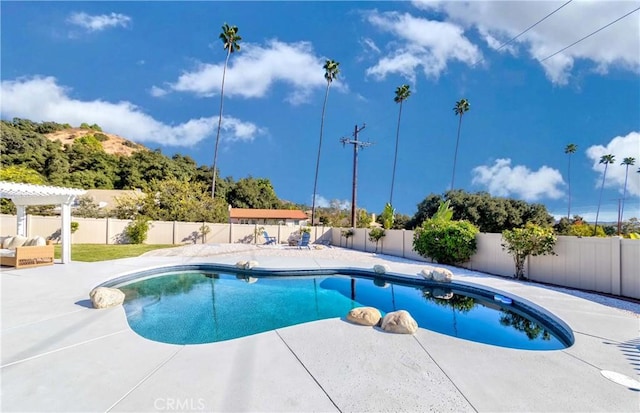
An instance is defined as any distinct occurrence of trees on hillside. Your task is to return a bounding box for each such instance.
[593,154,615,235]
[451,98,470,190]
[390,84,411,206]
[311,59,340,226]
[564,143,577,219]
[211,23,242,200]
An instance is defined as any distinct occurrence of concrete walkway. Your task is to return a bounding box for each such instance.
[1,245,639,412]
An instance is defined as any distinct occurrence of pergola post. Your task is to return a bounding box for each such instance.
[61,203,72,263]
[16,205,27,236]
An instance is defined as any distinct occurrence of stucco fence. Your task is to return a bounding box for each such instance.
[329,227,639,301]
[0,214,332,247]
[1,214,638,300]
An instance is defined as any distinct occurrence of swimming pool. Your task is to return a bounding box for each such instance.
[109,265,574,350]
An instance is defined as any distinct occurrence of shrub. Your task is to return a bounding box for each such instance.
[94,132,109,142]
[70,221,79,234]
[124,216,151,244]
[502,223,557,280]
[413,219,478,265]
[368,227,385,252]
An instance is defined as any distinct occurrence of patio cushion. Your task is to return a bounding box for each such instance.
[0,248,16,257]
[2,236,14,249]
[24,236,46,247]
[6,235,28,250]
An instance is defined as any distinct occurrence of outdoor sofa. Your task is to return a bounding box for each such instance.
[0,235,54,269]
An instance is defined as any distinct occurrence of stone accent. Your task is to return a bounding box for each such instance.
[235,260,259,269]
[420,267,453,282]
[90,287,125,309]
[347,307,382,326]
[235,260,247,268]
[381,310,418,334]
[373,264,390,274]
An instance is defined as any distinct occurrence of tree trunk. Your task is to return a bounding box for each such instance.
[211,48,232,199]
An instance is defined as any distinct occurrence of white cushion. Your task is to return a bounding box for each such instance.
[0,248,15,257]
[2,236,14,249]
[6,235,27,250]
[33,236,46,246]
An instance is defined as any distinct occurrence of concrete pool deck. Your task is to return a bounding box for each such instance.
[1,244,639,412]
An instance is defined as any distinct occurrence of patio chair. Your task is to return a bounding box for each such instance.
[263,231,277,245]
[297,232,311,249]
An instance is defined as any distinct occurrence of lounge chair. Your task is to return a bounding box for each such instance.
[297,232,311,249]
[263,231,277,245]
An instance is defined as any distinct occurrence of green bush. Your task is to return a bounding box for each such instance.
[124,216,151,244]
[502,223,557,280]
[368,227,385,252]
[413,219,478,265]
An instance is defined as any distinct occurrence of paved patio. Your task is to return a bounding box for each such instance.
[1,244,639,412]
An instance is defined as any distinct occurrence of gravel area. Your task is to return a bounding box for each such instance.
[143,243,640,318]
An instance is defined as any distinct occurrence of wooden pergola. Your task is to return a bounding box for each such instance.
[0,181,86,264]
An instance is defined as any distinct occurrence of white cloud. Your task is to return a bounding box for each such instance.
[149,85,168,97]
[472,158,565,201]
[313,194,350,210]
[163,40,344,105]
[585,131,640,197]
[364,11,482,81]
[412,1,640,84]
[67,12,131,32]
[0,76,266,147]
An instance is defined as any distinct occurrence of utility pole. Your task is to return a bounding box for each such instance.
[340,123,373,228]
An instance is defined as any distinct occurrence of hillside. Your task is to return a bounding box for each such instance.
[45,128,147,156]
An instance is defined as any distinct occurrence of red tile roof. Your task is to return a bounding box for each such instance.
[229,208,308,220]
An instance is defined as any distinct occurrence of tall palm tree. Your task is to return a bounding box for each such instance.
[211,23,241,199]
[593,154,615,235]
[451,98,470,190]
[311,59,340,225]
[620,157,636,223]
[389,84,411,206]
[564,143,578,218]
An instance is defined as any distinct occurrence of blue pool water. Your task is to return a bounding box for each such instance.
[118,271,572,350]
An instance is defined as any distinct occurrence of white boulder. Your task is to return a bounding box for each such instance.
[235,260,248,268]
[347,307,382,326]
[245,260,259,269]
[381,310,418,334]
[373,264,390,274]
[432,268,453,282]
[90,287,125,309]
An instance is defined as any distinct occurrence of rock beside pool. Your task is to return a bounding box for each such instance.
[381,310,418,334]
[90,287,125,309]
[235,260,259,269]
[373,264,390,274]
[347,307,382,326]
[420,267,452,282]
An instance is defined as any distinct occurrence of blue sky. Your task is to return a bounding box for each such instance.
[2,1,639,222]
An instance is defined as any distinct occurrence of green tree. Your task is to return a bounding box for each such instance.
[228,177,280,209]
[620,157,635,224]
[564,143,577,219]
[501,223,557,280]
[451,98,470,190]
[311,59,340,226]
[380,203,395,230]
[390,84,411,206]
[593,154,615,235]
[0,165,44,184]
[73,195,103,218]
[211,23,242,199]
[368,227,385,253]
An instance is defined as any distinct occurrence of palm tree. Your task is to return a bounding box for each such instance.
[593,154,615,236]
[451,98,470,190]
[564,143,578,218]
[211,23,242,199]
[311,59,340,225]
[389,84,411,206]
[620,157,636,223]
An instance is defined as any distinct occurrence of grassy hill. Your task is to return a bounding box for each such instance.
[45,128,146,156]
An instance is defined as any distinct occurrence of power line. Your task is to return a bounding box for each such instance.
[541,6,640,62]
[472,0,573,66]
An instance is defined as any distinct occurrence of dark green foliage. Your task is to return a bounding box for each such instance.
[94,133,109,142]
[368,227,385,252]
[123,216,151,244]
[228,177,281,209]
[413,219,479,265]
[408,190,554,232]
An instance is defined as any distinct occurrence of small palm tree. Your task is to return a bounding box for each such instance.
[311,59,340,226]
[211,23,242,199]
[564,143,578,219]
[620,157,636,223]
[390,84,411,206]
[593,154,615,235]
[451,98,470,190]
